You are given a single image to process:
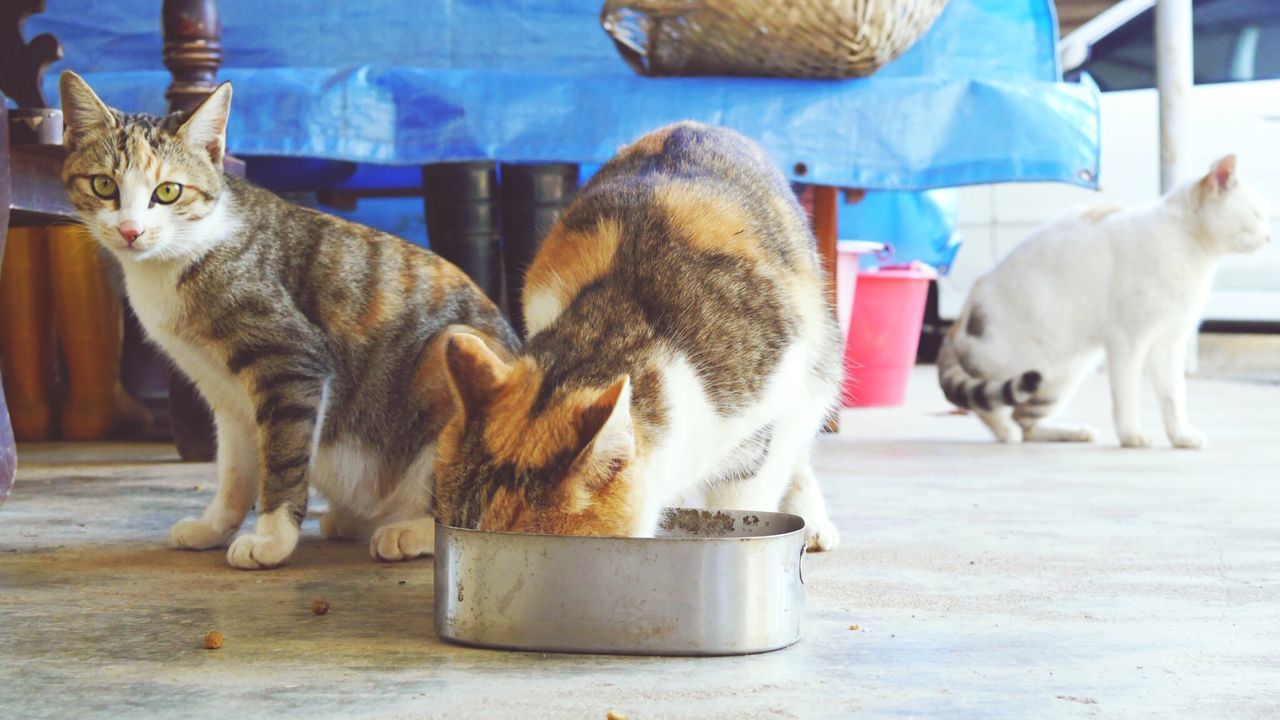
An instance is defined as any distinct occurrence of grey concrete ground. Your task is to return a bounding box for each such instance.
[1,365,1277,719]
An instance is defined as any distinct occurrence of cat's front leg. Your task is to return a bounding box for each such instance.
[169,410,257,550]
[226,378,325,570]
[1107,338,1151,448]
[1147,331,1205,449]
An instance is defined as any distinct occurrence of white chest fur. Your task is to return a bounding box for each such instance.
[121,260,251,422]
[639,333,834,534]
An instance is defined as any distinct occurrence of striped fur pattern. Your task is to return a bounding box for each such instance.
[938,325,1041,413]
[434,122,843,551]
[941,154,1270,447]
[59,72,518,569]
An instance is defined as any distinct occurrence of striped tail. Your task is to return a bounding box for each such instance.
[937,329,1041,411]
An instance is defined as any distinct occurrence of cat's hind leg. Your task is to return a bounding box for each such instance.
[370,517,436,561]
[169,411,257,550]
[976,408,1023,443]
[1013,402,1096,443]
[365,445,438,561]
[782,462,840,551]
[706,411,837,550]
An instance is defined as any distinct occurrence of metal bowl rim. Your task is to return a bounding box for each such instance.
[434,508,806,544]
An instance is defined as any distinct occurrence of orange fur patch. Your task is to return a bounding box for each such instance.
[481,363,588,469]
[522,217,623,314]
[478,461,643,538]
[654,181,761,262]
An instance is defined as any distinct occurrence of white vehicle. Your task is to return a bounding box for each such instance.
[946,0,1280,328]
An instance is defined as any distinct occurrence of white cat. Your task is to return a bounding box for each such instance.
[939,155,1270,448]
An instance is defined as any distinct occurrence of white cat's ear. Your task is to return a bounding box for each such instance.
[1203,154,1238,194]
[444,332,512,417]
[59,71,116,145]
[177,82,233,165]
[564,376,636,506]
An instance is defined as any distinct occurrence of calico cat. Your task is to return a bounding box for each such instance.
[939,155,1270,448]
[432,122,841,550]
[59,72,519,569]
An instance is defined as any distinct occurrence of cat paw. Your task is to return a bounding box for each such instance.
[1119,430,1152,448]
[1062,425,1098,443]
[804,517,841,552]
[169,517,235,550]
[1170,428,1207,449]
[227,533,295,569]
[992,425,1023,444]
[226,509,299,570]
[370,519,436,561]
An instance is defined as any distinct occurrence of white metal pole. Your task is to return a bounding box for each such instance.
[1156,0,1199,371]
[1157,0,1193,193]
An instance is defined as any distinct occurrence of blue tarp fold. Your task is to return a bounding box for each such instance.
[30,0,1100,191]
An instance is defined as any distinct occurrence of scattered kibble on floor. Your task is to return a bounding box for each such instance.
[849,624,860,631]
[607,712,627,720]
[202,631,224,650]
[312,599,331,616]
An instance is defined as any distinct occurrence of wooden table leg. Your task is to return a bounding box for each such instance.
[812,186,841,433]
[0,100,17,505]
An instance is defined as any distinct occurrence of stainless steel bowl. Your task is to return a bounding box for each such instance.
[434,508,806,656]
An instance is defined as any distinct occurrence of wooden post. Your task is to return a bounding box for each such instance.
[163,0,223,113]
[0,96,16,505]
[812,186,841,433]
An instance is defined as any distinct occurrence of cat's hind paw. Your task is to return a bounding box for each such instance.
[1170,428,1207,450]
[1119,430,1153,449]
[370,518,436,562]
[169,517,236,550]
[226,509,299,570]
[804,517,841,552]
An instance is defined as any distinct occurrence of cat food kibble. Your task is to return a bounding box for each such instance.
[203,631,224,650]
[607,713,627,720]
[311,599,330,616]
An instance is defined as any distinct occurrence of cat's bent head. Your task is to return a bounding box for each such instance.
[433,332,645,537]
[59,71,231,262]
[1193,154,1271,254]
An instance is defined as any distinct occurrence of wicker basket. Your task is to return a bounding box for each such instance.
[600,0,950,79]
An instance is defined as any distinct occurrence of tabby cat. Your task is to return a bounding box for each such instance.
[939,155,1270,448]
[59,72,518,569]
[433,122,841,550]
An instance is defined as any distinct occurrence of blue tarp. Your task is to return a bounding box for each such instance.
[31,0,1100,192]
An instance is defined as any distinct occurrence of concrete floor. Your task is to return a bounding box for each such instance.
[1,366,1278,719]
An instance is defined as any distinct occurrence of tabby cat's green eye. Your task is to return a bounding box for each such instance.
[152,182,183,205]
[90,175,117,199]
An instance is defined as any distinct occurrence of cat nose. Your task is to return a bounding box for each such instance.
[117,221,144,245]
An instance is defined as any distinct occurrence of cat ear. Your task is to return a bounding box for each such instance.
[59,71,117,145]
[444,332,512,417]
[1203,154,1238,194]
[562,376,636,508]
[176,82,233,165]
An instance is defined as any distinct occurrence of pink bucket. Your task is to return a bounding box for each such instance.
[842,261,937,408]
[835,241,888,340]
